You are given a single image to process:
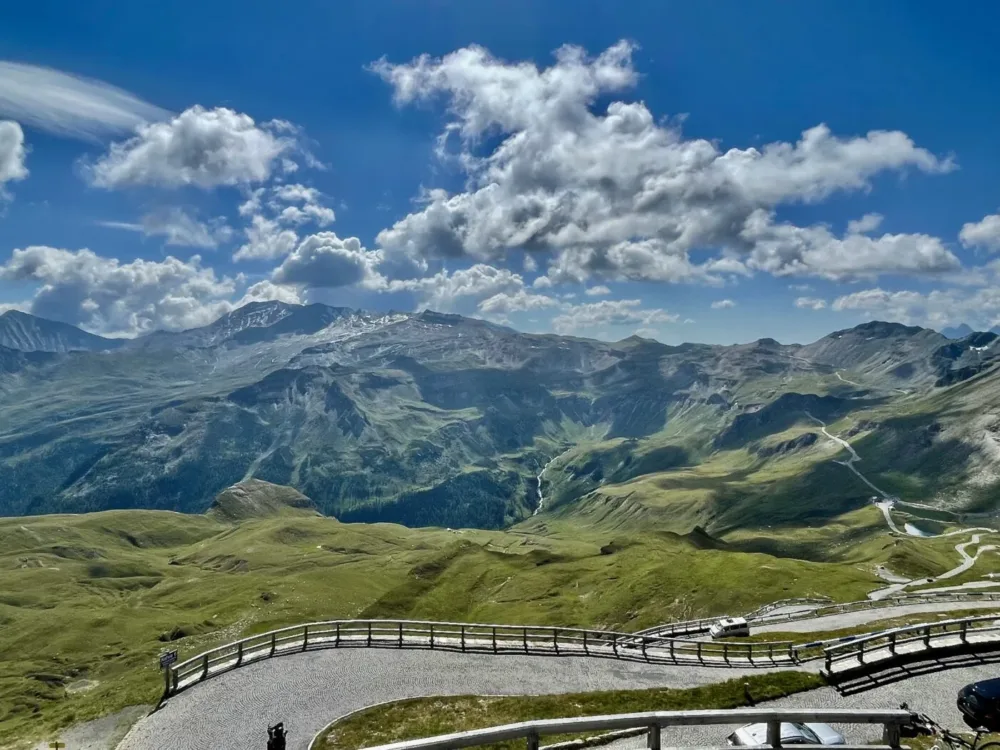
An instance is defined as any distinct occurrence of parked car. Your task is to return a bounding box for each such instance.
[727,722,846,746]
[958,678,1000,730]
[709,617,750,639]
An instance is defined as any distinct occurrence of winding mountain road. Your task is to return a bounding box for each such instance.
[808,414,999,598]
[117,649,790,750]
[113,597,1000,750]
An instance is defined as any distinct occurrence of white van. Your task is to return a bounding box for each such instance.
[709,617,750,639]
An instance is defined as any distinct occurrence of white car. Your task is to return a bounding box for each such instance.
[709,617,750,639]
[727,722,846,746]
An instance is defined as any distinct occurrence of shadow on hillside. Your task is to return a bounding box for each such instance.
[828,647,1000,696]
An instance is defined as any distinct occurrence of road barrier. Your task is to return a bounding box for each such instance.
[823,613,1000,675]
[165,619,796,696]
[635,591,1000,644]
[163,592,1000,697]
[350,708,913,750]
[753,590,1000,628]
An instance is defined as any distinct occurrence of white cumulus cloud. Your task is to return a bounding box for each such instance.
[832,286,1000,329]
[269,183,336,227]
[372,41,954,286]
[960,211,1000,253]
[234,215,299,261]
[0,245,242,336]
[711,299,736,309]
[794,296,828,310]
[0,120,28,193]
[272,233,382,288]
[88,106,295,189]
[847,213,884,235]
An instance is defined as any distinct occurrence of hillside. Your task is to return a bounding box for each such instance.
[3,483,999,746]
[0,490,941,745]
[1,304,1000,531]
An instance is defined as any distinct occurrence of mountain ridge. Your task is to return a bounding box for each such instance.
[2,303,1000,529]
[0,310,123,353]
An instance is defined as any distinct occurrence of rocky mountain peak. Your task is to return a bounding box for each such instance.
[0,310,121,353]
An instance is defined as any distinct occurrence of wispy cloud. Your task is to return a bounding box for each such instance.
[0,62,169,140]
[98,208,232,249]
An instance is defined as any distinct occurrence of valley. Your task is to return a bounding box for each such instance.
[3,304,1000,745]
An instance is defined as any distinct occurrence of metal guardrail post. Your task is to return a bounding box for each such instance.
[583,630,588,655]
[335,622,341,647]
[523,627,528,653]
[723,642,729,662]
[526,730,539,750]
[858,640,865,664]
[888,632,896,655]
[201,653,209,680]
[923,626,931,647]
[237,642,244,666]
[303,625,309,652]
[493,627,498,654]
[367,622,372,646]
[767,719,781,748]
[642,637,647,660]
[961,621,969,643]
[647,723,661,750]
[461,625,465,652]
[696,641,703,663]
[430,623,435,649]
[399,622,404,648]
[553,629,559,654]
[883,723,901,748]
[270,632,276,656]
[825,649,832,672]
[669,639,675,661]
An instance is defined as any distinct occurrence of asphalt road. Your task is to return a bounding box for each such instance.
[115,601,1000,750]
[753,601,1000,635]
[605,657,1000,750]
[117,649,795,750]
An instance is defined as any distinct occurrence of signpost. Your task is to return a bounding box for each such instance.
[160,649,178,694]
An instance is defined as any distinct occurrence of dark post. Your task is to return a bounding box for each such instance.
[267,722,287,750]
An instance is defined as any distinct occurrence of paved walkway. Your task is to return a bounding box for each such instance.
[117,649,796,750]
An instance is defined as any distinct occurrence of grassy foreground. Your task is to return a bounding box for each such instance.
[1,491,990,747]
[315,672,827,750]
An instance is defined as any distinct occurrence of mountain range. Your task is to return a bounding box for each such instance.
[2,304,1000,529]
[942,322,1000,339]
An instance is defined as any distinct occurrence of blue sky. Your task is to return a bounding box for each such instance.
[1,0,999,344]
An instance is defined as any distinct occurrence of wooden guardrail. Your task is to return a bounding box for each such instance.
[348,708,913,750]
[823,613,1000,675]
[165,619,796,696]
